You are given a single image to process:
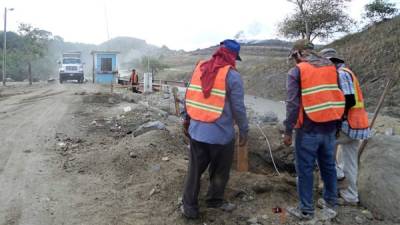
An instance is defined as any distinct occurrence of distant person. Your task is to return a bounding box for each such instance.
[181,39,248,219]
[320,48,370,206]
[129,69,139,93]
[283,40,345,220]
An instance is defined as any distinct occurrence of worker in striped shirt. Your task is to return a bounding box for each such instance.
[320,48,370,206]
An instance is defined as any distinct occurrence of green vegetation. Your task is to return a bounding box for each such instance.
[279,0,354,41]
[139,56,170,75]
[1,27,52,82]
[17,23,52,84]
[364,0,398,23]
[0,26,171,82]
[327,15,400,115]
[0,24,95,82]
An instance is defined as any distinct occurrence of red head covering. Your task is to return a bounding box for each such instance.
[200,47,237,98]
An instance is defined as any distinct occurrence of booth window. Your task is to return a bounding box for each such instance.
[101,58,112,72]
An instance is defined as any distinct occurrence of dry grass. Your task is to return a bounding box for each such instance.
[327,16,400,116]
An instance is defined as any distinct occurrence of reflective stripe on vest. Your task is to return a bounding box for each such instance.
[340,68,364,108]
[185,61,230,122]
[340,67,369,129]
[187,84,226,97]
[295,62,345,127]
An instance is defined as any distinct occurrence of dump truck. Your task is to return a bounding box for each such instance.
[59,52,84,83]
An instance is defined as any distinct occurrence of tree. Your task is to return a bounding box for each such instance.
[18,23,52,84]
[234,31,245,41]
[364,0,398,23]
[279,0,354,42]
[140,56,169,76]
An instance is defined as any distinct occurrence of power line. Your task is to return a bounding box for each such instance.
[104,2,110,41]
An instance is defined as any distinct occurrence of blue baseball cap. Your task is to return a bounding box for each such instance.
[220,39,242,61]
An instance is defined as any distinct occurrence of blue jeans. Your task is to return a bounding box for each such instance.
[295,129,337,214]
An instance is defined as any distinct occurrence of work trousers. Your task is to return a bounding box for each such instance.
[182,138,234,216]
[295,129,337,214]
[336,132,360,203]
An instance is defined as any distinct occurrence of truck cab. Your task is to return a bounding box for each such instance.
[59,52,84,83]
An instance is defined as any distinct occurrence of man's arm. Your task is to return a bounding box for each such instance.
[227,70,249,143]
[284,67,301,137]
[338,70,356,113]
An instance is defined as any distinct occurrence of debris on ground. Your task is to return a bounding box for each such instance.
[49,89,394,225]
[162,156,170,161]
[123,106,132,112]
[129,152,137,158]
[133,120,166,137]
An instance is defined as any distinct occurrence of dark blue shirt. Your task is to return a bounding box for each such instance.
[188,69,249,145]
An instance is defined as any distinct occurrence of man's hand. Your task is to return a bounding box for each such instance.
[183,119,190,138]
[283,134,292,146]
[239,134,248,147]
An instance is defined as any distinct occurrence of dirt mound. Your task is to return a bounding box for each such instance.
[110,129,187,179]
[82,92,122,105]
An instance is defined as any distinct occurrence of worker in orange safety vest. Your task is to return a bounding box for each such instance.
[320,48,370,206]
[181,39,248,219]
[129,69,139,93]
[284,40,345,221]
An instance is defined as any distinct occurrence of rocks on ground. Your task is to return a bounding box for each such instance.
[133,120,166,137]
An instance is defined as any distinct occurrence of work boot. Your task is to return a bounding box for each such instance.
[320,207,337,221]
[337,197,359,206]
[317,198,329,209]
[207,202,236,212]
[286,206,314,220]
[317,198,338,220]
[180,205,199,219]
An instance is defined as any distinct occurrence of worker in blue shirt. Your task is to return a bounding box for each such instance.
[181,39,249,219]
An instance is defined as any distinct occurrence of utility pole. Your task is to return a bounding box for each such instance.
[147,56,150,72]
[2,7,13,86]
[3,8,7,86]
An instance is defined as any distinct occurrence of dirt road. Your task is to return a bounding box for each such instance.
[0,83,91,225]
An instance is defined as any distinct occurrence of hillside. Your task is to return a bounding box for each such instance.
[98,37,172,70]
[327,16,400,116]
[158,39,292,100]
[159,17,400,117]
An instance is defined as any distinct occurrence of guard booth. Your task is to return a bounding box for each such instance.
[91,51,120,84]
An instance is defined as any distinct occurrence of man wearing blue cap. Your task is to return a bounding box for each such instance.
[181,39,248,219]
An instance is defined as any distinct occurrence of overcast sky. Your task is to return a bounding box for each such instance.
[1,0,398,50]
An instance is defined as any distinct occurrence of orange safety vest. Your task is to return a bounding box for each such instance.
[130,72,138,84]
[295,62,345,128]
[340,67,369,129]
[185,61,231,122]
